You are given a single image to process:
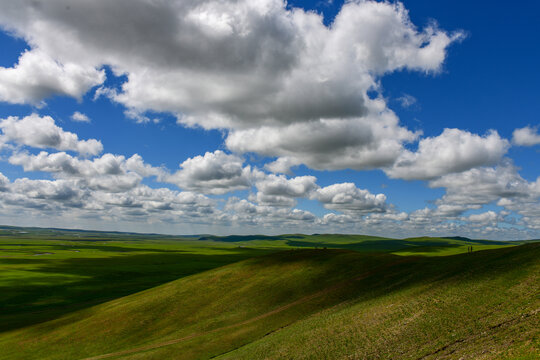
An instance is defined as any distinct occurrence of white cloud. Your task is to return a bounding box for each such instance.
[319,213,356,226]
[227,107,419,172]
[124,154,165,178]
[0,172,10,191]
[71,111,90,123]
[0,1,537,238]
[0,169,219,225]
[251,174,318,206]
[0,49,104,105]
[11,177,83,203]
[10,151,118,176]
[0,114,102,156]
[164,150,252,195]
[313,183,387,213]
[397,94,417,108]
[91,186,216,218]
[224,197,317,227]
[386,129,510,180]
[429,162,533,207]
[0,157,538,238]
[249,192,297,207]
[408,162,540,233]
[364,211,409,224]
[255,174,318,198]
[264,157,297,174]
[9,151,164,193]
[465,211,499,224]
[512,126,540,146]
[0,0,462,172]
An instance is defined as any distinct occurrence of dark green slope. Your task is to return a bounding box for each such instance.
[220,244,540,360]
[0,244,538,360]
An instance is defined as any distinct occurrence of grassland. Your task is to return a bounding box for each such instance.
[0,226,537,359]
[0,227,274,332]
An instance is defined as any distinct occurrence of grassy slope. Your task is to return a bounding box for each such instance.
[1,230,518,332]
[0,237,273,332]
[221,245,540,360]
[1,244,538,360]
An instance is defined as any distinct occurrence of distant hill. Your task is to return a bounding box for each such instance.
[201,233,519,255]
[0,224,168,236]
[0,225,523,255]
[443,236,472,241]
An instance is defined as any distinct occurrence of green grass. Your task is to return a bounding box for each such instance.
[200,233,522,256]
[0,238,537,359]
[219,245,540,360]
[0,229,518,332]
[0,235,274,332]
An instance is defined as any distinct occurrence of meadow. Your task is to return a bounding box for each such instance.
[0,226,537,359]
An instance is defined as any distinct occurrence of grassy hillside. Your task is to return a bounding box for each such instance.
[0,236,273,332]
[1,243,538,359]
[222,245,540,360]
[1,227,521,333]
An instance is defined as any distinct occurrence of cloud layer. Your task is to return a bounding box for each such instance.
[0,0,466,174]
[0,1,537,238]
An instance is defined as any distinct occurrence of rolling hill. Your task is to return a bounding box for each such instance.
[0,243,538,359]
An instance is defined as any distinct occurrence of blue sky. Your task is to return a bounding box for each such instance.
[0,0,538,239]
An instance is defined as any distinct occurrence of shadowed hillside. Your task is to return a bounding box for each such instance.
[0,244,538,360]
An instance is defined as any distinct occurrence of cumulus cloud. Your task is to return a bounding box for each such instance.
[313,183,388,213]
[359,163,540,237]
[0,171,219,223]
[0,114,103,156]
[512,126,540,146]
[255,174,318,198]
[249,193,298,207]
[511,201,540,231]
[364,211,409,223]
[429,162,533,208]
[228,106,419,172]
[0,49,105,105]
[164,150,252,195]
[11,177,82,203]
[1,1,537,238]
[9,151,164,192]
[251,174,318,206]
[264,157,297,174]
[386,129,510,180]
[0,172,10,191]
[92,186,216,218]
[224,197,316,227]
[1,153,538,237]
[71,111,90,123]
[0,0,462,172]
[408,161,540,235]
[124,154,165,178]
[0,176,87,213]
[0,0,458,125]
[465,211,499,224]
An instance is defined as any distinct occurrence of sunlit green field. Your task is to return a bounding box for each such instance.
[0,226,537,359]
[0,231,273,332]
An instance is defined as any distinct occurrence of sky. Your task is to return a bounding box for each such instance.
[0,0,538,239]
